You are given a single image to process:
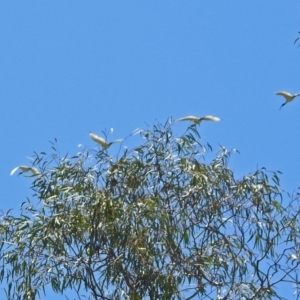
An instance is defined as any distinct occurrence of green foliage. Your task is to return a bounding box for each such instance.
[1,119,300,299]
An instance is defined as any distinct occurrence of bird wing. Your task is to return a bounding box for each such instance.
[89,133,108,148]
[275,91,293,97]
[29,167,40,175]
[111,139,124,144]
[10,166,23,175]
[176,116,200,123]
[200,115,221,122]
[10,166,39,176]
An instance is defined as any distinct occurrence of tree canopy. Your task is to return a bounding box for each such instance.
[1,119,300,300]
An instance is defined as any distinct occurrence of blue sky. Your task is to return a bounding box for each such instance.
[1,1,300,299]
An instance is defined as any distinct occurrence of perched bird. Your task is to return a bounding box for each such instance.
[10,165,40,176]
[275,91,300,109]
[89,133,123,150]
[176,115,221,125]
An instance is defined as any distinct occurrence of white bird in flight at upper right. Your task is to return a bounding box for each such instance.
[275,91,300,109]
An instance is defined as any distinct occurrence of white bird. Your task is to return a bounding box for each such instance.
[10,165,40,176]
[89,133,123,150]
[176,115,221,125]
[275,91,300,109]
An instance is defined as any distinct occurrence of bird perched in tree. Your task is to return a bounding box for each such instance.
[89,133,123,150]
[176,115,221,125]
[275,91,300,109]
[10,165,40,176]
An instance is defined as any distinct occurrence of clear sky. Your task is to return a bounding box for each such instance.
[1,1,300,299]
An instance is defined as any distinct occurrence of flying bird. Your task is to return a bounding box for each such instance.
[10,165,40,176]
[176,115,221,125]
[89,133,123,150]
[275,91,300,109]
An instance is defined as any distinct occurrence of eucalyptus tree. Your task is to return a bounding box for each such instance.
[1,119,300,300]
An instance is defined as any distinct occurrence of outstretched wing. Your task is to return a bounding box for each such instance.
[200,115,221,122]
[90,133,123,149]
[275,91,293,98]
[111,139,124,145]
[176,116,200,123]
[89,133,108,148]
